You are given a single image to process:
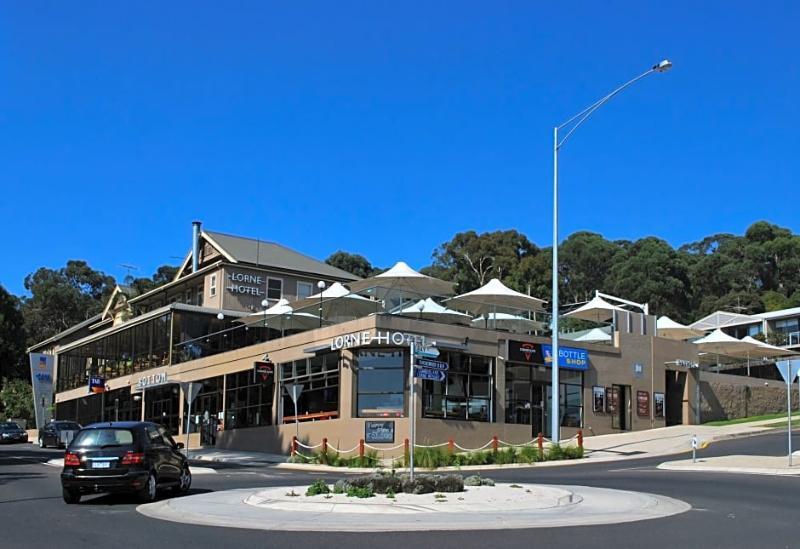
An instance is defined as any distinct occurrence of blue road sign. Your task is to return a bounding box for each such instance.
[414,367,446,382]
[415,358,449,371]
[415,346,440,359]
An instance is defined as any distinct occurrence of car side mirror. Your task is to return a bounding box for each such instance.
[176,442,185,449]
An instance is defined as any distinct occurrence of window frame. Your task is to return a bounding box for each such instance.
[296,281,314,300]
[267,277,283,301]
[209,274,217,297]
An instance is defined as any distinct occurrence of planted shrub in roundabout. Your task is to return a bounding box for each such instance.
[306,471,471,498]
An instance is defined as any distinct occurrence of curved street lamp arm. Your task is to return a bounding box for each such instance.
[556,67,655,150]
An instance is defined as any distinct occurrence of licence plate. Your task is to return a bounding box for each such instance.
[92,461,111,469]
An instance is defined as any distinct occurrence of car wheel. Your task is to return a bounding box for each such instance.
[38,437,45,449]
[177,466,192,494]
[138,472,158,503]
[62,488,80,504]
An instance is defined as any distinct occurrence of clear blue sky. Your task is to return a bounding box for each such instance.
[1,1,798,295]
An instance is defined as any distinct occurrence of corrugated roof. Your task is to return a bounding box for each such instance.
[203,231,359,281]
[690,311,761,331]
[755,306,800,320]
[27,313,103,352]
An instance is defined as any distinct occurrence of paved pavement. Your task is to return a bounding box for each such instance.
[659,454,800,475]
[3,430,800,548]
[182,419,795,473]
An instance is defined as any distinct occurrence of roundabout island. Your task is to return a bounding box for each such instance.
[137,475,690,532]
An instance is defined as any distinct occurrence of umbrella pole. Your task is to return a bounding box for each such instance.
[747,352,750,377]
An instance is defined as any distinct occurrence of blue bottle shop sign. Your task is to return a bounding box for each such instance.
[541,345,589,371]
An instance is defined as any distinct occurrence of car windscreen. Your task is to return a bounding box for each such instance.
[1,424,21,432]
[55,422,81,430]
[71,428,134,448]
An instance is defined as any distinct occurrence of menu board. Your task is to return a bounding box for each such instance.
[593,386,606,413]
[365,421,395,444]
[637,391,650,417]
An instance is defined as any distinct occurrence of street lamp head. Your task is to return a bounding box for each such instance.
[317,280,326,290]
[653,59,673,73]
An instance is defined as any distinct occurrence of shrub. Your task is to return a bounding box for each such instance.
[432,474,464,492]
[306,480,331,496]
[494,447,517,465]
[348,450,380,468]
[333,479,350,494]
[545,444,565,461]
[386,488,395,499]
[348,471,402,494]
[463,474,494,487]
[346,485,374,498]
[414,447,452,469]
[519,446,543,464]
[563,445,584,459]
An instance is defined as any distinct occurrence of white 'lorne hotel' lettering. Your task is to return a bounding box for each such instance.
[330,331,425,351]
[227,272,264,295]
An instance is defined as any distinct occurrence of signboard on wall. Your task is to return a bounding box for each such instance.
[88,376,106,394]
[29,353,54,429]
[654,392,665,418]
[253,361,274,383]
[606,387,617,413]
[541,344,589,371]
[508,340,542,363]
[637,391,650,417]
[365,421,395,443]
[592,386,606,413]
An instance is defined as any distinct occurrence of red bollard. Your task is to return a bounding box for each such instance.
[322,437,328,455]
[448,439,454,455]
[537,432,544,458]
[578,430,584,449]
[492,435,499,452]
[359,439,365,458]
[291,436,297,457]
[404,438,410,465]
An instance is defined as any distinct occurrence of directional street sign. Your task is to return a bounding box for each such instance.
[415,346,440,359]
[416,358,449,371]
[414,367,446,382]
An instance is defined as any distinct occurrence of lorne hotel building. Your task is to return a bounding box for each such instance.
[31,223,793,455]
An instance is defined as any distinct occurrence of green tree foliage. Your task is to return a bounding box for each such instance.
[326,251,377,279]
[0,286,27,381]
[21,260,116,348]
[429,230,538,292]
[0,377,34,422]
[125,264,179,295]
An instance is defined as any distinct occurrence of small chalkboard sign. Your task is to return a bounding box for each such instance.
[365,421,395,444]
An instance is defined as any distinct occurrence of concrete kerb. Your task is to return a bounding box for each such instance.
[137,483,691,531]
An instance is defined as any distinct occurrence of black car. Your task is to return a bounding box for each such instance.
[39,421,82,448]
[0,422,28,444]
[60,421,191,504]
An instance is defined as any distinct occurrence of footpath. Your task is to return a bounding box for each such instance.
[186,417,796,472]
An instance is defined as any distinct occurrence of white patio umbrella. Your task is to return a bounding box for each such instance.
[565,295,625,322]
[237,298,322,334]
[348,261,455,299]
[471,312,545,333]
[446,278,546,316]
[656,316,706,341]
[293,282,378,321]
[571,327,613,343]
[693,329,761,370]
[393,298,472,324]
[729,335,796,376]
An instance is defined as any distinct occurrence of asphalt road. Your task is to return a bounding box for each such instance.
[2,431,799,549]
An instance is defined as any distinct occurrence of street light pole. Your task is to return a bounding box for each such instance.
[550,59,672,443]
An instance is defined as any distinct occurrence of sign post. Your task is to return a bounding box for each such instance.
[409,339,416,481]
[287,383,304,439]
[776,360,799,466]
[181,382,202,458]
[691,434,698,463]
